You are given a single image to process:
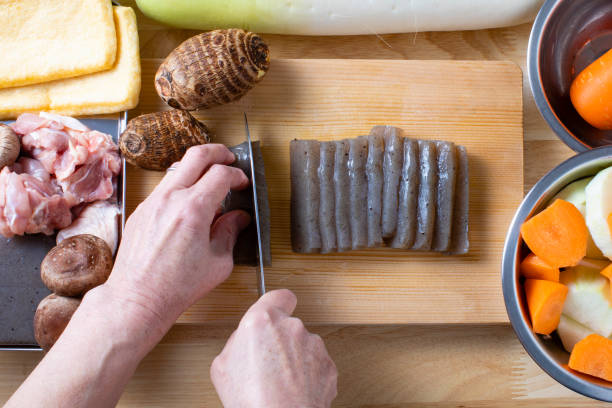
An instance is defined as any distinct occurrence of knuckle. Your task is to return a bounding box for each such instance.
[210,355,225,378]
[241,309,273,329]
[310,333,325,348]
[186,144,211,160]
[286,316,306,334]
[207,163,230,178]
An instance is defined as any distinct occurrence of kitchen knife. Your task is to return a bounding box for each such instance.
[244,113,266,296]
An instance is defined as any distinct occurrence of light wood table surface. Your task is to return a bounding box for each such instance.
[1,2,605,407]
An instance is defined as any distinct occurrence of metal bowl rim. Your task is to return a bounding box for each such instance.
[527,0,591,153]
[502,146,612,401]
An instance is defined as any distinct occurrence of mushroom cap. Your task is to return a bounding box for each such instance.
[34,293,81,351]
[41,234,113,297]
[0,123,20,169]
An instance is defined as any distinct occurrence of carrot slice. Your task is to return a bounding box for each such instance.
[520,253,560,282]
[570,48,612,130]
[600,263,612,306]
[520,199,588,268]
[524,279,568,335]
[608,213,612,238]
[569,334,612,382]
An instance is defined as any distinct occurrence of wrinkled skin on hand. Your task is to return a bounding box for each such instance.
[106,144,251,330]
[211,289,338,408]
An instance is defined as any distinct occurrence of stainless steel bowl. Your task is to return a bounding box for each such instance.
[528,0,612,151]
[503,146,612,401]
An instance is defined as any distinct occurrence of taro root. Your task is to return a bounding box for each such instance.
[41,234,113,297]
[0,124,19,169]
[119,109,210,171]
[34,294,81,351]
[155,29,270,111]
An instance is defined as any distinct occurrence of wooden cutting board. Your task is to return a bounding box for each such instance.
[127,58,523,325]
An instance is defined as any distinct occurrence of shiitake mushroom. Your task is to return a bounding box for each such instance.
[119,109,210,171]
[155,29,270,111]
[0,124,19,169]
[41,234,113,297]
[34,294,81,351]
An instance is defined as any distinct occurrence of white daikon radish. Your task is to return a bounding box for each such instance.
[553,177,605,259]
[560,263,612,338]
[557,315,594,354]
[135,0,544,36]
[585,167,612,260]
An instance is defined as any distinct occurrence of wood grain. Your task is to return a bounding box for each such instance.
[0,2,604,406]
[129,58,523,325]
[1,324,607,407]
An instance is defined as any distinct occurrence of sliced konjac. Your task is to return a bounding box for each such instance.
[366,130,384,248]
[391,138,419,249]
[290,140,321,254]
[318,141,337,254]
[446,145,469,255]
[333,140,351,252]
[412,140,437,251]
[290,129,469,255]
[379,126,404,239]
[348,136,368,250]
[432,141,457,252]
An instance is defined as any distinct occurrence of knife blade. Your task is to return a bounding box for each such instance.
[244,113,266,296]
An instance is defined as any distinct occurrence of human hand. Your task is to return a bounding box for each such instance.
[106,144,250,331]
[211,289,338,408]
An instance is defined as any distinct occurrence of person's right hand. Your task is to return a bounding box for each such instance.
[104,144,250,334]
[211,289,338,408]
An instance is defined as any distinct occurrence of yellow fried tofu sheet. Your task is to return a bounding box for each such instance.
[0,0,117,89]
[0,6,141,119]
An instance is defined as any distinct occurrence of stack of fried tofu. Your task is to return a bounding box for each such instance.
[0,0,141,119]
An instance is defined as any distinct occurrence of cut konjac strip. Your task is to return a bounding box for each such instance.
[290,129,469,255]
[432,141,457,252]
[348,136,369,250]
[224,141,272,266]
[366,130,384,248]
[333,140,352,252]
[412,140,438,251]
[380,126,404,239]
[318,141,337,254]
[391,138,419,249]
[447,146,469,255]
[290,140,322,253]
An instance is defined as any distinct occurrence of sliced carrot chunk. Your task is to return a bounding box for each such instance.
[520,253,559,282]
[520,199,588,268]
[569,334,612,382]
[524,279,568,335]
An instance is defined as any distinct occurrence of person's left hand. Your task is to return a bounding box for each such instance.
[105,144,250,331]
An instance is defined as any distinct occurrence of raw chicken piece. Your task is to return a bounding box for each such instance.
[60,155,121,206]
[11,157,50,183]
[11,112,121,206]
[0,159,72,237]
[57,201,120,254]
